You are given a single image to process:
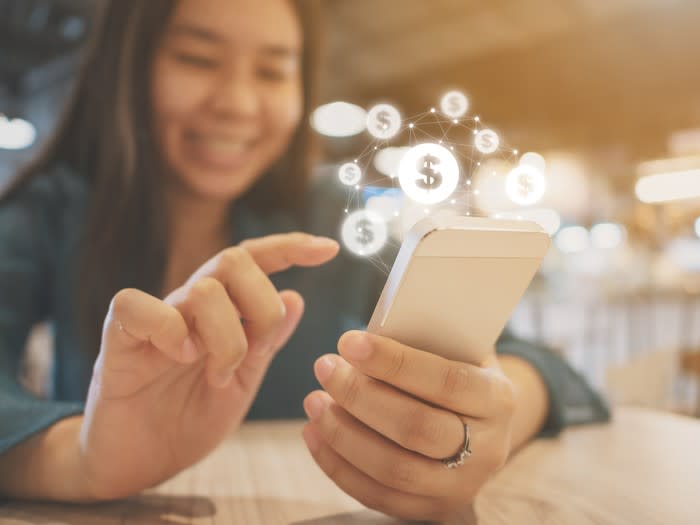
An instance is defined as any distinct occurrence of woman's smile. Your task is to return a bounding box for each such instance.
[183,129,259,171]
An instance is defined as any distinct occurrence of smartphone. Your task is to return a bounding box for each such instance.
[367,213,550,365]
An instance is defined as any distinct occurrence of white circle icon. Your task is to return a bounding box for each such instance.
[398,143,460,205]
[341,209,388,256]
[505,165,546,206]
[475,129,500,154]
[366,104,402,140]
[440,91,469,119]
[338,163,362,186]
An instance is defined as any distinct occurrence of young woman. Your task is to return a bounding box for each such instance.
[0,0,609,520]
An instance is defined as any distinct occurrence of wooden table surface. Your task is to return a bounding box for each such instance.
[1,407,699,525]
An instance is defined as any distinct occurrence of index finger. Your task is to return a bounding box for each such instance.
[337,331,508,418]
[239,233,340,274]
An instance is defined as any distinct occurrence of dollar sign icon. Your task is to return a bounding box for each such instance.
[448,95,461,116]
[399,143,459,205]
[505,165,545,206]
[480,134,495,150]
[355,218,374,246]
[416,154,443,191]
[367,104,401,139]
[475,129,499,154]
[376,110,391,132]
[440,90,468,118]
[338,163,361,186]
[342,210,387,256]
[518,174,534,198]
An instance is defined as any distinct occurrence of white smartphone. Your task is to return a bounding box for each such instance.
[367,213,550,365]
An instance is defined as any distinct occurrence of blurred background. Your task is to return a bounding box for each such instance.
[2,0,700,416]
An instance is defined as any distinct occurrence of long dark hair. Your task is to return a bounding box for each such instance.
[1,0,322,357]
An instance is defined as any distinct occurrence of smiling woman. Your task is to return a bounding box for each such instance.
[2,0,322,357]
[152,0,304,200]
[0,0,609,521]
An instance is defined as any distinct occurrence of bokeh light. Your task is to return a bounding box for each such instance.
[591,223,627,250]
[311,102,367,138]
[555,226,590,254]
[0,115,36,150]
[373,147,410,178]
[520,152,546,172]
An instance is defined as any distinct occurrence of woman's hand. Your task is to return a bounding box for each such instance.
[80,233,339,500]
[302,331,516,522]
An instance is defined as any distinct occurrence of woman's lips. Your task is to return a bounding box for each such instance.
[185,132,258,171]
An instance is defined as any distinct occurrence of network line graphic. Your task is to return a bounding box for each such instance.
[333,91,546,276]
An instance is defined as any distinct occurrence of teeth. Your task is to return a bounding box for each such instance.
[193,135,249,155]
[199,138,248,154]
[211,141,245,153]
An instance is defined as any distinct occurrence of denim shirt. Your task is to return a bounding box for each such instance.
[0,165,610,455]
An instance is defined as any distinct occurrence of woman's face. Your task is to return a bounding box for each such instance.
[151,0,303,201]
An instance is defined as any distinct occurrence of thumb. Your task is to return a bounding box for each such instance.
[233,290,304,390]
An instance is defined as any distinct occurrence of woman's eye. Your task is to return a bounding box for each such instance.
[174,53,219,69]
[258,68,288,82]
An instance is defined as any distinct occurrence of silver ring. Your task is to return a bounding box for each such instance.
[442,423,472,469]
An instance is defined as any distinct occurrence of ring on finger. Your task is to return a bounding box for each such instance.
[441,422,472,469]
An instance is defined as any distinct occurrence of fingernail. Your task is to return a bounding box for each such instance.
[314,356,337,383]
[304,395,326,421]
[182,337,200,362]
[342,331,373,361]
[310,236,338,249]
[303,425,322,453]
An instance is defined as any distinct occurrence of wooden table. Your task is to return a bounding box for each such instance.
[1,407,699,524]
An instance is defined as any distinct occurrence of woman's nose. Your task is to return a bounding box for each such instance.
[210,70,260,120]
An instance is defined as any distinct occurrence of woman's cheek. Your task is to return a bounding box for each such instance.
[267,84,304,143]
[152,57,213,118]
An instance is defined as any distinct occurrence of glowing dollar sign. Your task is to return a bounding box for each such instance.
[479,134,494,150]
[376,110,391,132]
[449,95,461,115]
[355,218,374,245]
[416,154,442,191]
[475,129,499,154]
[518,173,534,198]
[344,165,358,183]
